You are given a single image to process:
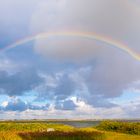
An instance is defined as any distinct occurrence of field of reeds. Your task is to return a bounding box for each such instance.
[0,120,139,140]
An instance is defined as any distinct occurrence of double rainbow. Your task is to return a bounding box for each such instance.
[3,31,140,61]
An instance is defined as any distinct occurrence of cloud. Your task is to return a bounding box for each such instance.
[0,56,18,72]
[35,71,76,100]
[55,99,77,110]
[31,0,140,104]
[0,96,139,119]
[34,37,103,63]
[32,0,140,59]
[0,69,44,96]
[0,102,127,119]
[35,67,119,108]
[31,0,137,34]
[122,97,140,117]
[2,98,27,111]
[0,97,48,112]
[0,0,40,47]
[54,74,76,100]
[85,55,140,98]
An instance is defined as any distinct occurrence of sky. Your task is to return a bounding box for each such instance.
[0,0,140,119]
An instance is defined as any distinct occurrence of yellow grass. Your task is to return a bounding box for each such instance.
[105,131,140,140]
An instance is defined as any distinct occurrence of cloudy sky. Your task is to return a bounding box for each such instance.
[0,0,140,119]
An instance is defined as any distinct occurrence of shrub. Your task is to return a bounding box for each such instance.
[96,121,140,135]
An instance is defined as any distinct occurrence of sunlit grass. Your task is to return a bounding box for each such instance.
[104,131,140,140]
[0,122,75,132]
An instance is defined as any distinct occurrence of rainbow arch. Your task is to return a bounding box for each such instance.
[2,31,140,61]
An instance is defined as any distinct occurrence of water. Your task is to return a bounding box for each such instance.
[48,121,100,128]
[47,120,140,128]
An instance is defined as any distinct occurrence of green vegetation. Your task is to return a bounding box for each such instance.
[96,121,140,135]
[0,121,139,140]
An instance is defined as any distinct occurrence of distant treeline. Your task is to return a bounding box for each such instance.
[96,121,140,135]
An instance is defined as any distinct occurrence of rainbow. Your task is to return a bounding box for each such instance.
[2,31,140,61]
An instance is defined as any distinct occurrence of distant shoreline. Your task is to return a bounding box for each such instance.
[0,119,140,122]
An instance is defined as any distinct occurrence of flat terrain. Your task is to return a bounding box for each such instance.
[0,120,139,140]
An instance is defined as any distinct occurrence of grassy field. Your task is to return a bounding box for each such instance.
[0,121,139,140]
